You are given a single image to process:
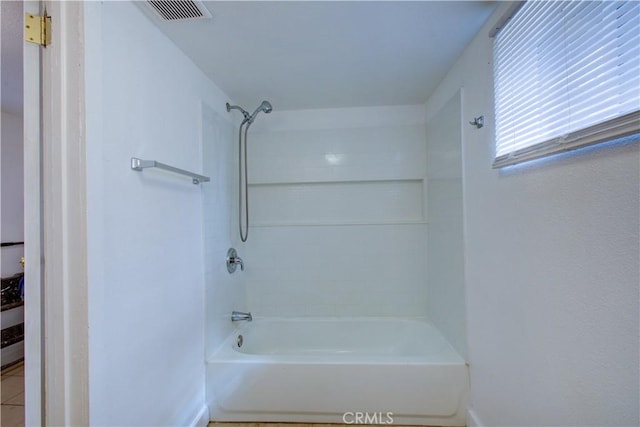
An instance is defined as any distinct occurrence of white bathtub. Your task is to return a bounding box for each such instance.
[206,318,468,426]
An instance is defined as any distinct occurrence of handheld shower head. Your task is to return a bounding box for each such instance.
[249,100,273,123]
[259,100,273,114]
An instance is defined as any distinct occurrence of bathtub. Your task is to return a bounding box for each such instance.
[206,318,468,426]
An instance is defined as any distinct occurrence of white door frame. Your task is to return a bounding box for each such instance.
[23,2,44,424]
[23,1,89,425]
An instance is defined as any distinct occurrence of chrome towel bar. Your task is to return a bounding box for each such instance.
[131,157,210,185]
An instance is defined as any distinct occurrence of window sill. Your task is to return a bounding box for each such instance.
[493,111,640,169]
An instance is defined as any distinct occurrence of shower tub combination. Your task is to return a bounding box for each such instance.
[207,318,468,426]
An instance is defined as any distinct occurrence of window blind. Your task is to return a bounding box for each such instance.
[493,1,640,168]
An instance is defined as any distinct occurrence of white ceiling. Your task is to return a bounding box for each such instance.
[1,0,24,115]
[1,2,497,114]
[141,1,497,111]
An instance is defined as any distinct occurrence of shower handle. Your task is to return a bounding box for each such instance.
[226,248,244,273]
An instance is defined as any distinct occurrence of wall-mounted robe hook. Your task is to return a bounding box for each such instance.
[469,116,484,129]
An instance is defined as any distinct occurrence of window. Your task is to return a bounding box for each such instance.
[492,1,640,168]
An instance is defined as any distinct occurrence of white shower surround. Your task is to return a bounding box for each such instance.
[207,103,470,425]
[243,105,429,318]
[207,318,468,426]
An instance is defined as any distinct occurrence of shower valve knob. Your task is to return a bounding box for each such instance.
[226,248,244,273]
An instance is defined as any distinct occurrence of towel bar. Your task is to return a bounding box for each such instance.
[131,157,210,185]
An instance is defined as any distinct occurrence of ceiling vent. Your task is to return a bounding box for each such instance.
[146,1,212,21]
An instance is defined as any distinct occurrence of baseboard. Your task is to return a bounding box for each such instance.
[188,404,210,427]
[467,408,484,427]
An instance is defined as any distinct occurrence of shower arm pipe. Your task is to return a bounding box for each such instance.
[227,103,251,121]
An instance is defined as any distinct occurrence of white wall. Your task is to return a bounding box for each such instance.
[84,2,234,425]
[426,3,640,426]
[0,110,24,277]
[425,91,466,358]
[243,105,429,317]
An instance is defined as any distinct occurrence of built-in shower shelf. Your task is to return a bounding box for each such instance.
[249,178,427,226]
[252,220,428,227]
[248,176,425,186]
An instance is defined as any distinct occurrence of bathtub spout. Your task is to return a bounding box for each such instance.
[231,311,252,322]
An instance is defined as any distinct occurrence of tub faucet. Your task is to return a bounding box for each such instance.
[231,311,252,322]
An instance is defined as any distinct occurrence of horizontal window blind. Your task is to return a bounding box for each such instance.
[493,1,640,168]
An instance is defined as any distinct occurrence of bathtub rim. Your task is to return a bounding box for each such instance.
[207,316,466,365]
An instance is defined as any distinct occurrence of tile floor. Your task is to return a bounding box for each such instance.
[1,362,25,427]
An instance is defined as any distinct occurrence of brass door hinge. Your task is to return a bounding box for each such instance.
[25,13,51,47]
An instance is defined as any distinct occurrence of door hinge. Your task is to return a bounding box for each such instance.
[25,13,51,47]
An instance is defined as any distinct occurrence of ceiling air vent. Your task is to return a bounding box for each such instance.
[146,0,212,21]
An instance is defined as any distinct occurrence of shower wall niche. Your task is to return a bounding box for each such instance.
[243,105,428,317]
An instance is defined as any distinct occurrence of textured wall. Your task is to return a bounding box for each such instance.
[84,2,233,425]
[426,3,640,426]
